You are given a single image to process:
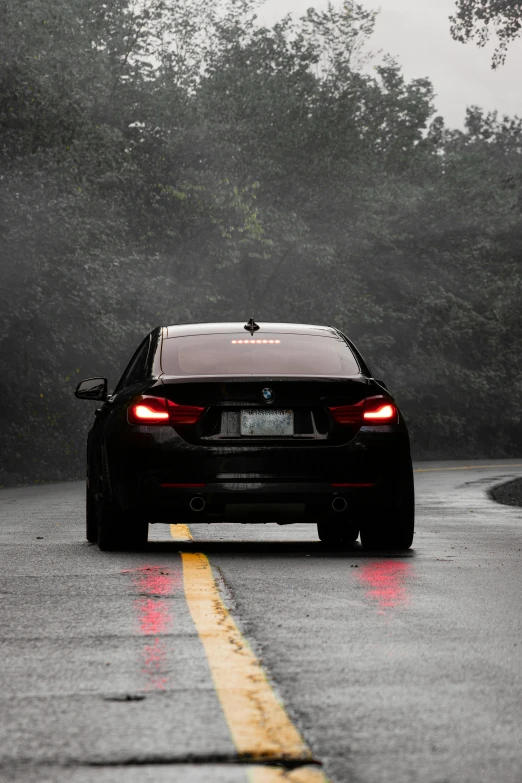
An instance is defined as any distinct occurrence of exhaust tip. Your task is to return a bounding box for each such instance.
[332,496,348,513]
[190,496,206,512]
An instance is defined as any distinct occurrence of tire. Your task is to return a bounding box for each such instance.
[317,521,360,544]
[360,471,415,551]
[86,482,98,543]
[125,518,149,551]
[97,481,148,552]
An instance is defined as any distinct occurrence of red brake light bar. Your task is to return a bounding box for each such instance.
[329,396,398,425]
[128,396,205,425]
[231,339,281,344]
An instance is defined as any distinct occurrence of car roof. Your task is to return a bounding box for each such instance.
[164,322,339,339]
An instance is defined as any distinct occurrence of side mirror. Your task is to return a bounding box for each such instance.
[74,377,108,401]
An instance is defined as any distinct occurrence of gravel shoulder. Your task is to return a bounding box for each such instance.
[491,478,522,507]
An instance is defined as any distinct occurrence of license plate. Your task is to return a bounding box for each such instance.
[240,409,294,437]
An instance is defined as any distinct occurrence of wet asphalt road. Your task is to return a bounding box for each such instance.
[1,460,522,783]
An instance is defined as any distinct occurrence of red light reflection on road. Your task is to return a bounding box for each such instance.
[129,565,181,691]
[358,561,412,610]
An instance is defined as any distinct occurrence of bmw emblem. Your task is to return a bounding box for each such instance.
[262,387,273,402]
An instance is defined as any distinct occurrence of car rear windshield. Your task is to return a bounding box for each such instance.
[161,333,360,377]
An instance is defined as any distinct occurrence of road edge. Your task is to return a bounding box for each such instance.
[489,477,522,508]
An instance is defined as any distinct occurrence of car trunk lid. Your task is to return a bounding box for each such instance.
[159,376,368,444]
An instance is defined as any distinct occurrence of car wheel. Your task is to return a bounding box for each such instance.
[317,521,360,543]
[86,482,98,543]
[97,481,148,552]
[125,519,149,551]
[360,473,415,551]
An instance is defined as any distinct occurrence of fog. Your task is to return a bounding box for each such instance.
[1,0,521,487]
[260,0,522,128]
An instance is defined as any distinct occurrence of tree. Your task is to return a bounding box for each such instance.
[451,0,522,67]
[1,0,522,485]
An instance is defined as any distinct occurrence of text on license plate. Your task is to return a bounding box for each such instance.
[240,409,294,437]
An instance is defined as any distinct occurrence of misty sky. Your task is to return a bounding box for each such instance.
[258,0,522,128]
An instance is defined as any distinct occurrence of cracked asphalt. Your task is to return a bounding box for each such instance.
[1,460,522,782]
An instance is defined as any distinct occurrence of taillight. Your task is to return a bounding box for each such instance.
[128,397,170,424]
[128,396,204,425]
[328,400,364,424]
[167,399,205,425]
[329,395,398,426]
[363,396,398,424]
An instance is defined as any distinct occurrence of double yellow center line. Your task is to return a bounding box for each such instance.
[169,524,328,782]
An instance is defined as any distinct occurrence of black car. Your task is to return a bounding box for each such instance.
[75,320,414,551]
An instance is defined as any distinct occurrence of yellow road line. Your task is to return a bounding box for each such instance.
[180,550,322,768]
[414,464,522,473]
[169,523,193,540]
[248,766,329,783]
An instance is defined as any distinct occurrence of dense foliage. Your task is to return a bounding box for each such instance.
[451,0,522,66]
[1,0,521,486]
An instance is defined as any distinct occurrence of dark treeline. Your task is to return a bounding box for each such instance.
[1,0,521,486]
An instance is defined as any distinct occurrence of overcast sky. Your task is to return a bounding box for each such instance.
[258,0,522,128]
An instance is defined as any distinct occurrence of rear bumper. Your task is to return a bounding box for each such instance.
[105,426,412,522]
[137,473,408,523]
